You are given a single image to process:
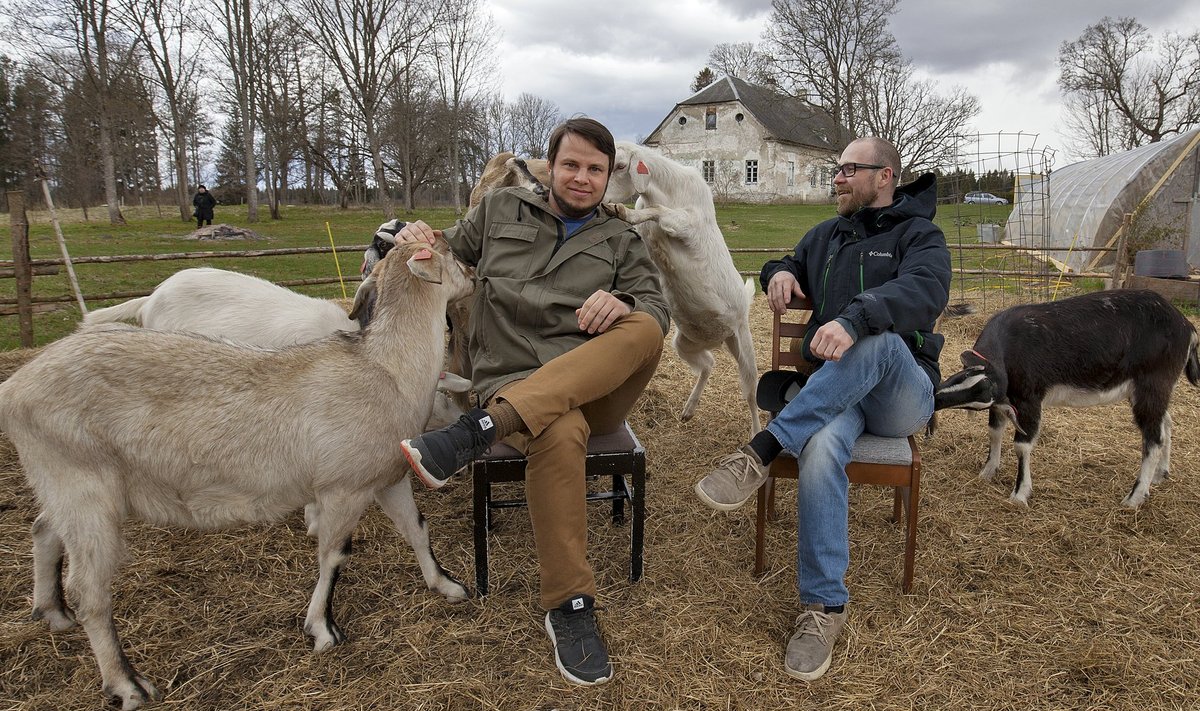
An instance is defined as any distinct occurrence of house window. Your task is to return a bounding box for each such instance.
[745,160,758,185]
[787,161,795,187]
[705,107,717,130]
[678,116,686,126]
[702,160,715,183]
[810,170,819,188]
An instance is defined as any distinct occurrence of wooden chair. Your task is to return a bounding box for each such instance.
[754,298,921,593]
[470,421,646,595]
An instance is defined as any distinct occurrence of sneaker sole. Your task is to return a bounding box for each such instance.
[693,479,754,512]
[783,651,832,682]
[542,613,612,687]
[400,440,449,490]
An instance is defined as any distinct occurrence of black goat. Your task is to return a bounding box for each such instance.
[935,289,1199,507]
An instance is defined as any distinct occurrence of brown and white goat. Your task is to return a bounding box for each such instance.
[0,241,474,709]
[935,289,1199,508]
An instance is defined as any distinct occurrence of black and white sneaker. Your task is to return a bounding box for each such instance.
[544,594,612,686]
[401,408,496,489]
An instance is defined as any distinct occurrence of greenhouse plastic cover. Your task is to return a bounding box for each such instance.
[1005,128,1199,273]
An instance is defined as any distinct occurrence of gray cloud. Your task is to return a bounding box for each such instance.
[891,0,1197,74]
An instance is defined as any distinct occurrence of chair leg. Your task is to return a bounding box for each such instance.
[612,472,625,524]
[754,479,771,577]
[765,477,779,522]
[630,456,645,583]
[472,466,490,596]
[902,480,919,594]
[892,487,902,524]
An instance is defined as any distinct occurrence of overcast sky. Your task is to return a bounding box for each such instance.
[488,0,1200,169]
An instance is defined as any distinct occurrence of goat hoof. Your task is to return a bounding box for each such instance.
[1152,470,1170,484]
[1121,493,1148,509]
[104,673,161,710]
[1006,492,1030,507]
[434,577,470,603]
[32,606,76,631]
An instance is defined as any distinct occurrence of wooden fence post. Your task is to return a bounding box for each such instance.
[1111,212,1133,289]
[7,190,34,346]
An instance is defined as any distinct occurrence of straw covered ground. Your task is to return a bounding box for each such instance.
[1,294,1199,710]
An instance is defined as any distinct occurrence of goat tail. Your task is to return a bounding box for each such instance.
[1186,329,1200,387]
[943,302,975,318]
[81,296,150,327]
[743,278,755,313]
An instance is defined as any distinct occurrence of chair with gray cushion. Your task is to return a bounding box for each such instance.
[754,297,921,592]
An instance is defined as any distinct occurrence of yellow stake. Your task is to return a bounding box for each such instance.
[326,221,348,299]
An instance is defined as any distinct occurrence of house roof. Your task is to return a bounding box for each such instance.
[647,75,846,152]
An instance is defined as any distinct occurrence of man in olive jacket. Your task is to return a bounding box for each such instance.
[397,118,669,687]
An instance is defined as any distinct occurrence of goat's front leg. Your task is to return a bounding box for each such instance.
[602,203,697,239]
[1008,403,1042,506]
[304,494,371,652]
[373,476,470,601]
[978,407,1006,480]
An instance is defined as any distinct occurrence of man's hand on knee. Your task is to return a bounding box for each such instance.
[576,290,631,334]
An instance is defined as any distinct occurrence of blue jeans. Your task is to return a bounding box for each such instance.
[765,331,933,607]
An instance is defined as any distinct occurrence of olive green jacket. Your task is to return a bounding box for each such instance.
[443,186,670,403]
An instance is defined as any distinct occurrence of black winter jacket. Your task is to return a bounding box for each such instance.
[760,172,951,384]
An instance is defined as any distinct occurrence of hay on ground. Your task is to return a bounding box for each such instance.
[1,296,1198,709]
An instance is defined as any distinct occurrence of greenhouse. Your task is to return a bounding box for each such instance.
[1004,128,1200,274]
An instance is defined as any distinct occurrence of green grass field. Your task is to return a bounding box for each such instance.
[2,200,1006,349]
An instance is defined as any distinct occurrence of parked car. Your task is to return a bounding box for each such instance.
[964,191,1008,205]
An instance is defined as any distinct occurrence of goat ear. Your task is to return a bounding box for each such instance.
[348,274,377,322]
[996,403,1026,435]
[631,157,651,194]
[407,249,443,284]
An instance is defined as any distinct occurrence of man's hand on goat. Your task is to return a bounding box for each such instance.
[767,271,806,315]
[576,290,631,335]
[395,220,441,245]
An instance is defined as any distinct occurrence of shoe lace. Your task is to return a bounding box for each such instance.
[554,608,600,646]
[450,413,493,465]
[790,609,835,645]
[715,450,760,485]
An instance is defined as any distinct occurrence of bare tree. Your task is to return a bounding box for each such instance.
[433,0,497,213]
[707,42,773,85]
[118,0,204,222]
[510,92,561,159]
[858,60,980,177]
[5,0,139,224]
[1060,89,1139,158]
[1059,16,1200,151]
[763,0,900,145]
[213,0,260,221]
[293,0,440,219]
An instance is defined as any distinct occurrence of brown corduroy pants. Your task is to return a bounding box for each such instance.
[490,311,664,610]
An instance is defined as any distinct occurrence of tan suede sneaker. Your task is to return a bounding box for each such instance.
[694,445,769,511]
[784,604,848,681]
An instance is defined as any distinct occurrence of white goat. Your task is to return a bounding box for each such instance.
[469,151,550,207]
[603,141,761,436]
[80,266,468,428]
[0,241,474,709]
[83,267,358,345]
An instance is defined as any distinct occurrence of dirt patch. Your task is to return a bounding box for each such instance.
[1,296,1197,709]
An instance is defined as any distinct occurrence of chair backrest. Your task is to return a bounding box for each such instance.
[772,296,817,374]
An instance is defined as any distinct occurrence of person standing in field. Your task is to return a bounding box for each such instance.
[192,185,217,228]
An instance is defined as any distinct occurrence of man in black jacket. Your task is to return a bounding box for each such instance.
[192,185,217,228]
[695,137,950,681]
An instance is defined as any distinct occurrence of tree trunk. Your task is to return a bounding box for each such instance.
[98,114,126,225]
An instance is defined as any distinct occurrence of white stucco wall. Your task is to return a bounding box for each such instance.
[646,103,836,204]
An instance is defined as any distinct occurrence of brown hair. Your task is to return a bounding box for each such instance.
[857,137,901,184]
[547,117,616,173]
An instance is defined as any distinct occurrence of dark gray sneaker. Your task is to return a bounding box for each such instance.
[401,408,496,489]
[544,594,612,686]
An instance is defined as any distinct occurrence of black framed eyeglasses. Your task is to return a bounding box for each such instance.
[833,162,886,178]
